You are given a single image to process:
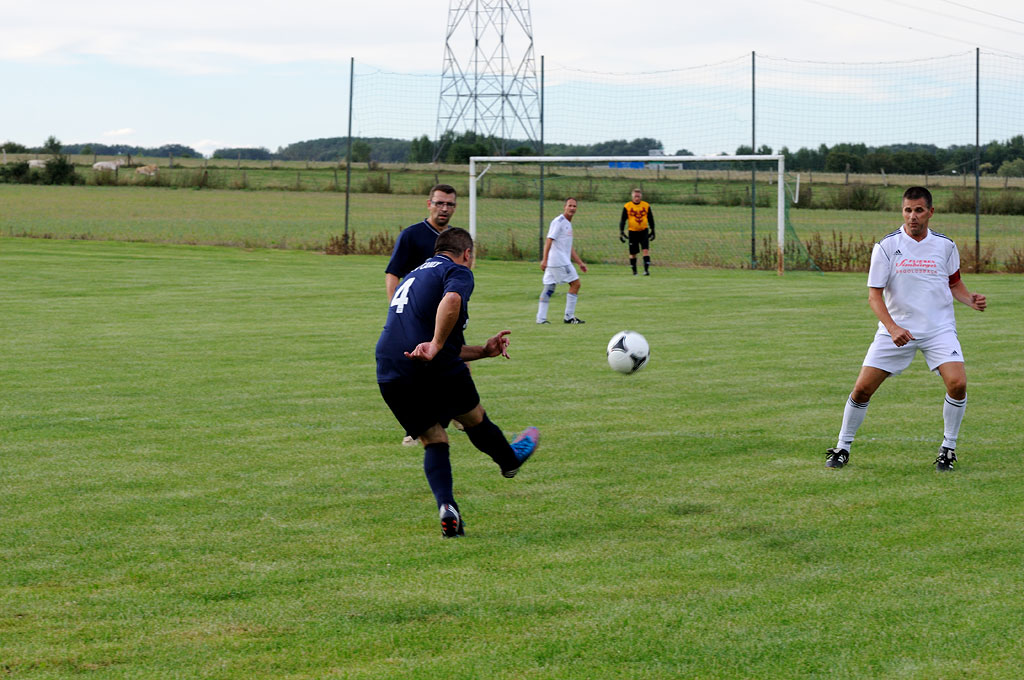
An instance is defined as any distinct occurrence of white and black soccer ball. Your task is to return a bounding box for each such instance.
[606,330,650,374]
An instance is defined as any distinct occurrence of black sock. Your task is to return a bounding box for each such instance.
[465,414,517,472]
[630,259,637,273]
[643,255,650,272]
[423,443,455,508]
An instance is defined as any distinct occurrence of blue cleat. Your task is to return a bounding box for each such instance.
[503,427,540,478]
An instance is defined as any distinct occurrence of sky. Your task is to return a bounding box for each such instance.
[2,0,1023,157]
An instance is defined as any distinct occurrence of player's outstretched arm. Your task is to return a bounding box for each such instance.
[950,279,986,311]
[461,330,511,361]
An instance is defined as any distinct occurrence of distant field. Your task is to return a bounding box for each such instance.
[3,184,1022,269]
[2,238,1022,678]
[8,152,1024,191]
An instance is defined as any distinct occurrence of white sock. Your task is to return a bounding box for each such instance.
[564,293,578,320]
[942,394,967,450]
[536,299,550,323]
[537,284,555,323]
[836,395,869,450]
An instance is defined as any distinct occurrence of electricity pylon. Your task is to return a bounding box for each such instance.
[435,0,541,160]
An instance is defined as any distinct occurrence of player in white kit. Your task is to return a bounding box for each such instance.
[826,186,987,472]
[537,197,588,324]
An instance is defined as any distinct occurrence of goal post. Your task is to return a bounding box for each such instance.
[469,155,793,273]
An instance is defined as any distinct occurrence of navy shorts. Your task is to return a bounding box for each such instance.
[628,229,650,255]
[379,366,480,439]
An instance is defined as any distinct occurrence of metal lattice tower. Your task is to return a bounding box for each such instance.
[435,0,541,159]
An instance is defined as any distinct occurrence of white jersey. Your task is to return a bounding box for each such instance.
[545,214,574,267]
[867,225,960,339]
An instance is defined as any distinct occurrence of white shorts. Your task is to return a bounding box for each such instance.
[862,329,964,375]
[542,264,579,286]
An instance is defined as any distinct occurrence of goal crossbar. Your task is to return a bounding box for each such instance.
[469,155,788,274]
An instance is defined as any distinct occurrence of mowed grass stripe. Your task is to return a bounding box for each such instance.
[1,238,1022,678]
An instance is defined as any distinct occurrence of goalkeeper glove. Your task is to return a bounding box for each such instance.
[619,232,626,243]
[649,230,656,241]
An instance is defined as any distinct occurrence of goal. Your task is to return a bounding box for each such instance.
[468,155,814,273]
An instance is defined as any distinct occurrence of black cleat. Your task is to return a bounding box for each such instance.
[825,447,850,469]
[563,317,585,324]
[935,446,957,472]
[439,503,463,538]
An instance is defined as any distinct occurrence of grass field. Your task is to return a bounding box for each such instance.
[2,237,1023,678]
[3,184,1023,270]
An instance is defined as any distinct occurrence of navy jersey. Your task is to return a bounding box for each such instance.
[376,254,474,382]
[385,220,444,279]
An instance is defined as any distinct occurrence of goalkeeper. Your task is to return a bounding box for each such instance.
[618,188,655,275]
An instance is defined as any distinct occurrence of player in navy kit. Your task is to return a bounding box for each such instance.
[825,187,987,472]
[385,184,458,303]
[385,184,460,446]
[377,228,540,537]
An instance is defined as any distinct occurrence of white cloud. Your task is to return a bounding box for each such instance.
[191,140,228,157]
[102,128,136,138]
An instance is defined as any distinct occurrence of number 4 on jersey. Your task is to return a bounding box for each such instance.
[390,277,415,314]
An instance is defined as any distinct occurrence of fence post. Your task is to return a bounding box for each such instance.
[344,57,354,239]
[975,47,981,271]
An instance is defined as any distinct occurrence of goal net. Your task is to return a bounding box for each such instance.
[468,155,818,273]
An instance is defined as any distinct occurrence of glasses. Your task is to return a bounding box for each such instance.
[432,201,457,208]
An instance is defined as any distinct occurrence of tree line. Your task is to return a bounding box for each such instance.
[772,137,1024,177]
[1,140,202,158]
[5,133,1024,176]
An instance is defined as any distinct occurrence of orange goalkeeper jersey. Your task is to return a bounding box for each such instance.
[621,201,654,232]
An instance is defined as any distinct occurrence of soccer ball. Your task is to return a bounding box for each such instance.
[606,330,650,374]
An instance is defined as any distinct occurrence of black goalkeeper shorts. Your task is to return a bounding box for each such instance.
[628,228,650,255]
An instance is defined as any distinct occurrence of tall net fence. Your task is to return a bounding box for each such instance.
[346,53,1024,271]
[467,158,822,271]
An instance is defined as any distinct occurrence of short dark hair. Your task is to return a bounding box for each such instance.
[430,184,457,198]
[435,226,473,256]
[564,196,578,205]
[903,186,932,208]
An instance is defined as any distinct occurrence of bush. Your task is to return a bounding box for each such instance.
[488,181,533,199]
[957,241,996,273]
[678,194,709,206]
[793,185,813,209]
[41,157,81,185]
[828,184,885,211]
[1,157,81,185]
[325,231,396,256]
[361,174,392,194]
[0,161,32,183]
[802,231,876,272]
[945,188,1024,215]
[1003,247,1024,273]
